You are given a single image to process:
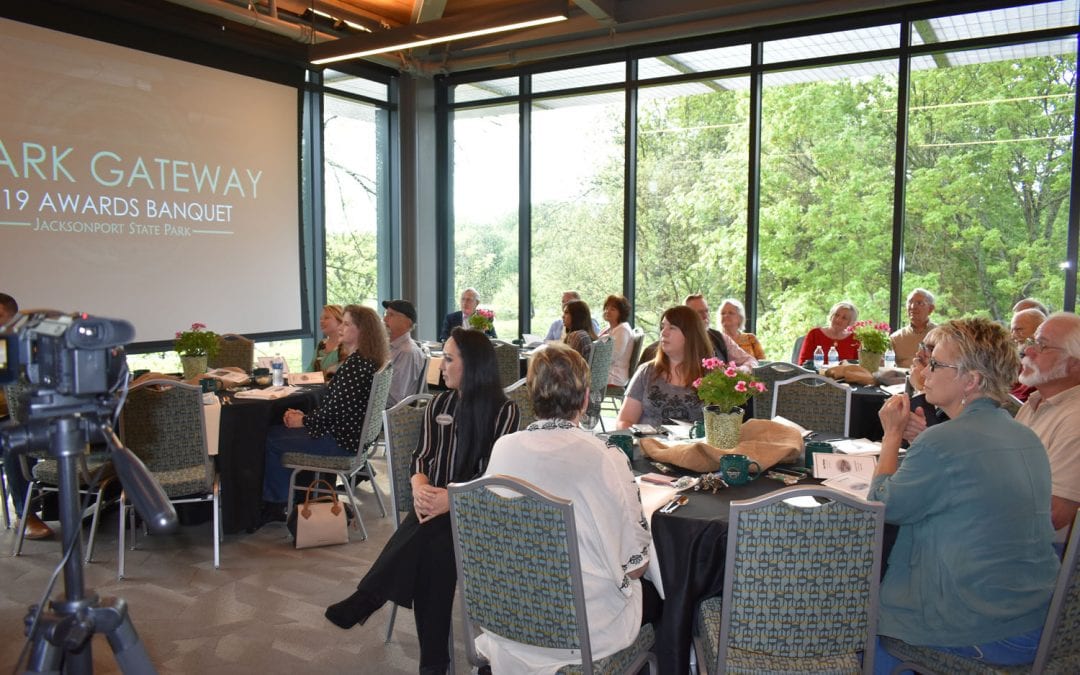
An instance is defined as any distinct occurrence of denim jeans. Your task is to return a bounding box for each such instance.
[262,426,348,503]
[872,627,1042,675]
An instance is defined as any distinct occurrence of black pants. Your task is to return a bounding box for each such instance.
[357,511,456,670]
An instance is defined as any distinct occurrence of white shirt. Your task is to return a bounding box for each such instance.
[600,322,635,387]
[478,421,651,673]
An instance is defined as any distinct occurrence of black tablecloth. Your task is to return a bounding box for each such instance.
[216,387,323,534]
[850,385,890,441]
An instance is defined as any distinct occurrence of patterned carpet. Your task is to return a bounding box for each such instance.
[0,456,472,674]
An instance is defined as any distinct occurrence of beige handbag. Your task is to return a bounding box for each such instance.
[293,479,350,549]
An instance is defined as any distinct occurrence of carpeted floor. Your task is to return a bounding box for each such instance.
[0,456,473,674]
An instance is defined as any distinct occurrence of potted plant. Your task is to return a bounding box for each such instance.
[693,357,766,449]
[851,320,891,372]
[174,322,219,379]
[467,308,495,333]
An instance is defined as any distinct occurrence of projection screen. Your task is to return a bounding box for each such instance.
[0,17,303,345]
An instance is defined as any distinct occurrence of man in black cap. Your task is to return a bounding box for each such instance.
[382,299,425,407]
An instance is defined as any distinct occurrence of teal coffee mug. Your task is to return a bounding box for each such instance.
[719,453,761,486]
[804,441,834,469]
[606,434,636,462]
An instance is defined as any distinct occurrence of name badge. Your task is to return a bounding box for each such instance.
[436,413,454,426]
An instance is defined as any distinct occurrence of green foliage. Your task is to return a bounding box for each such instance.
[326,230,377,306]
[174,323,218,358]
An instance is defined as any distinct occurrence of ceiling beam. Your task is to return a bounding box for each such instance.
[573,0,617,26]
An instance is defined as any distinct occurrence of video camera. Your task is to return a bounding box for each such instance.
[0,310,133,419]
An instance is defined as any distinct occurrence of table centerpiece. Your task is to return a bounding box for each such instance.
[851,320,891,372]
[694,357,766,449]
[467,308,495,333]
[174,322,219,379]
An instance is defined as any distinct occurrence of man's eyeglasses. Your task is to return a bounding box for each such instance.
[928,358,959,373]
[1021,338,1063,357]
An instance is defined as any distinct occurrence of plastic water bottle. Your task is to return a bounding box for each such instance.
[271,354,284,387]
[884,347,896,369]
[828,344,839,365]
[813,346,825,370]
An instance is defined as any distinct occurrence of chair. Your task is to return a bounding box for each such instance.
[791,335,806,364]
[772,373,852,436]
[282,362,393,541]
[693,486,885,674]
[11,449,115,563]
[117,379,219,579]
[208,333,255,373]
[413,344,431,396]
[882,509,1080,675]
[448,475,658,675]
[491,340,521,388]
[380,395,431,639]
[586,336,614,430]
[605,329,645,412]
[752,361,813,420]
[504,378,536,430]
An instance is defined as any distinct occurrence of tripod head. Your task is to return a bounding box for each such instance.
[1,309,177,534]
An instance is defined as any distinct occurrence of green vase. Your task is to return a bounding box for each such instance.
[703,406,743,449]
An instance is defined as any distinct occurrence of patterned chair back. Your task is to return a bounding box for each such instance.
[491,340,521,388]
[719,486,884,671]
[382,394,432,522]
[771,373,851,436]
[208,333,255,373]
[449,475,592,660]
[121,379,211,494]
[358,362,394,453]
[504,378,535,431]
[751,362,813,420]
[1034,508,1080,671]
[413,349,431,396]
[587,336,614,407]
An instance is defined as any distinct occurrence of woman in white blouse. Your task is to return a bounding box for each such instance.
[599,294,635,387]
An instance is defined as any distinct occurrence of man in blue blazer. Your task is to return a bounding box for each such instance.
[440,288,496,340]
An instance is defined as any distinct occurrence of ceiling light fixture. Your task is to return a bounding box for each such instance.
[309,0,568,65]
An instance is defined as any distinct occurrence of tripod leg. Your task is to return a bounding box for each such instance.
[94,597,157,675]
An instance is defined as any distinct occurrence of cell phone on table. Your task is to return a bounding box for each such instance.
[630,424,660,436]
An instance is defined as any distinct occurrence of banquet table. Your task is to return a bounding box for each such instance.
[215,386,324,533]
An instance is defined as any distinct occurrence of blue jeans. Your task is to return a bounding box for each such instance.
[873,627,1043,675]
[262,426,349,503]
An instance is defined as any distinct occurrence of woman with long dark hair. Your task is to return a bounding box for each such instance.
[562,299,598,362]
[324,327,519,674]
[617,305,713,428]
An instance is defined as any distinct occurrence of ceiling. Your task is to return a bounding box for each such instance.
[21,0,1067,76]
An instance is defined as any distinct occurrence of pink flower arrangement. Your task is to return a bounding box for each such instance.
[694,357,766,412]
[174,322,219,357]
[851,320,892,354]
[467,308,495,332]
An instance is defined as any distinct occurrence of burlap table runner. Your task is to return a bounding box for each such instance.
[639,418,803,473]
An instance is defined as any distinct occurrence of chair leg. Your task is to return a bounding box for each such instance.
[11,484,35,557]
[285,468,302,519]
[362,460,388,518]
[339,478,367,541]
[384,604,398,643]
[84,482,109,564]
[1,467,10,530]
[117,495,127,580]
[212,478,221,569]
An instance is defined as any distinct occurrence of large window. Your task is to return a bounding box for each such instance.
[452,103,520,338]
[445,1,1079,357]
[758,61,898,359]
[323,90,388,309]
[635,78,750,334]
[530,91,625,336]
[903,40,1076,320]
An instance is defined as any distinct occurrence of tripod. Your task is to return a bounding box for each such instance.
[15,415,157,675]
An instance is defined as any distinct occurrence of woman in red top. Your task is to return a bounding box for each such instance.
[797,301,859,365]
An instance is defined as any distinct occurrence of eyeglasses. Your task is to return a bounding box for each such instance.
[1021,338,1063,356]
[928,358,959,373]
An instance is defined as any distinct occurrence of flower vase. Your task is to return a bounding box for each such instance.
[858,349,883,372]
[703,406,743,449]
[180,354,207,380]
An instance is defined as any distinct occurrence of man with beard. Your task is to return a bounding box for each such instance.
[1015,311,1080,543]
